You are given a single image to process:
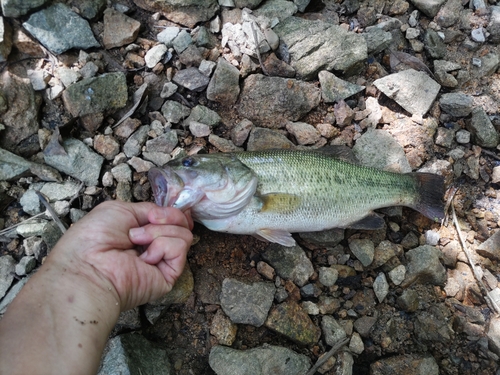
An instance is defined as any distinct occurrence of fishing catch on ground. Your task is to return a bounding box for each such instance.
[148,149,445,247]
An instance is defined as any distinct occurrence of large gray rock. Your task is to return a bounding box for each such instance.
[0,147,32,180]
[402,245,447,287]
[488,6,500,43]
[408,0,446,17]
[0,71,41,153]
[132,0,219,28]
[0,256,15,300]
[246,127,295,150]
[274,17,367,80]
[220,278,275,327]
[373,69,441,116]
[262,244,314,287]
[98,333,172,375]
[1,0,49,18]
[439,92,474,117]
[467,107,499,148]
[238,74,320,128]
[319,70,365,103]
[209,345,310,375]
[207,57,240,105]
[62,72,128,117]
[0,16,12,62]
[353,129,412,173]
[371,354,439,375]
[23,3,100,55]
[253,0,298,22]
[44,138,104,186]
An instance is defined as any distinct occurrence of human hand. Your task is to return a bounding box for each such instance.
[50,200,193,311]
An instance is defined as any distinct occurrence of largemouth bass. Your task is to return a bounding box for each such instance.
[148,149,444,247]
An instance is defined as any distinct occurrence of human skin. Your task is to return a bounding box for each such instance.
[0,201,193,375]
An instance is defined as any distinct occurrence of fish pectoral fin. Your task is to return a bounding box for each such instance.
[258,193,301,213]
[347,213,385,230]
[255,229,296,247]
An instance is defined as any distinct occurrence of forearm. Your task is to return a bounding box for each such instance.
[0,252,121,375]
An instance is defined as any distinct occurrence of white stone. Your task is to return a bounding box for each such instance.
[145,44,167,69]
[388,265,406,285]
[373,272,389,303]
[456,129,470,144]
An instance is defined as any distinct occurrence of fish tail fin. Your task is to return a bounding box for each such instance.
[410,173,445,222]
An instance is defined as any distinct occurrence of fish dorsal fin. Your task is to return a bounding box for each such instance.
[259,193,301,213]
[347,213,385,230]
[255,229,296,247]
[313,145,360,164]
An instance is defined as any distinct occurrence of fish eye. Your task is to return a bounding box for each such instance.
[182,157,195,167]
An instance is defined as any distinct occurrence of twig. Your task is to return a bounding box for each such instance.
[305,337,350,375]
[442,186,459,227]
[451,200,500,315]
[481,149,500,161]
[35,191,67,234]
[250,22,268,76]
[0,212,46,236]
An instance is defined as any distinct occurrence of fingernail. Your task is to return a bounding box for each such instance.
[152,207,169,221]
[129,227,145,238]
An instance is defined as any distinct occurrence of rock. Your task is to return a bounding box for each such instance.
[209,135,243,152]
[246,127,295,151]
[318,267,339,287]
[0,147,33,180]
[37,180,81,201]
[0,276,29,315]
[321,315,346,346]
[402,245,447,287]
[262,243,314,287]
[388,265,406,285]
[44,138,104,186]
[238,74,321,128]
[22,4,99,55]
[371,354,439,375]
[98,333,172,375]
[189,121,211,137]
[397,289,419,312]
[253,0,298,22]
[414,306,453,344]
[471,53,500,78]
[424,29,446,59]
[172,67,210,91]
[172,29,192,54]
[1,0,50,17]
[372,240,402,269]
[0,71,41,153]
[476,230,500,261]
[0,17,12,62]
[157,26,179,46]
[439,92,473,117]
[409,0,446,18]
[363,28,393,55]
[102,8,141,49]
[210,309,238,346]
[285,121,321,145]
[299,228,344,247]
[349,238,375,267]
[145,44,167,68]
[123,125,150,157]
[349,332,364,354]
[471,27,486,43]
[354,315,377,338]
[183,105,221,127]
[353,129,411,173]
[467,107,499,148]
[373,272,389,303]
[161,100,191,124]
[207,57,240,105]
[62,72,128,117]
[0,255,15,299]
[488,6,500,43]
[23,236,44,257]
[455,130,470,144]
[319,70,365,103]
[435,0,462,27]
[112,163,132,183]
[160,82,178,99]
[132,0,219,28]
[113,308,141,334]
[56,67,81,88]
[220,278,275,327]
[265,301,321,345]
[373,69,440,116]
[273,17,367,80]
[128,156,154,172]
[93,134,120,160]
[488,316,500,356]
[145,131,178,154]
[231,119,253,146]
[209,344,310,375]
[262,53,296,78]
[15,256,36,276]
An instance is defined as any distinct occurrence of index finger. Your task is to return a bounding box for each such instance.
[148,206,192,229]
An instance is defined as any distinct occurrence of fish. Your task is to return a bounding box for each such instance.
[148,149,445,247]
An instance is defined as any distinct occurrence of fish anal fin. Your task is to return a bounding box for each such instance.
[255,229,296,247]
[347,213,385,230]
[259,193,301,213]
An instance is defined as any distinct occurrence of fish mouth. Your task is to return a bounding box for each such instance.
[148,167,184,207]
